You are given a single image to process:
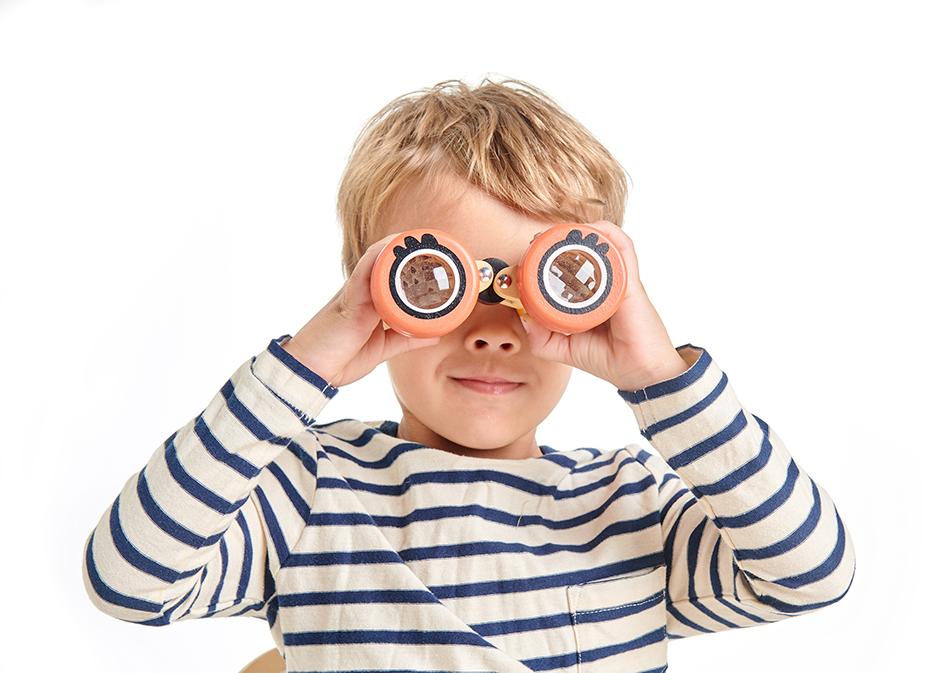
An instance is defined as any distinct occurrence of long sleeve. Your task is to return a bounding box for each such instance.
[82,333,338,626]
[617,344,856,639]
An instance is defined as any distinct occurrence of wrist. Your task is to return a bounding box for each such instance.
[281,337,340,387]
[614,353,690,392]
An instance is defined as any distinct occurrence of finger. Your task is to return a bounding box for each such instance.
[585,219,633,251]
[518,312,573,364]
[582,220,640,286]
[350,232,400,283]
[342,232,402,310]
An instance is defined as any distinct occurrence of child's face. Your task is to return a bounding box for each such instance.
[374,172,573,456]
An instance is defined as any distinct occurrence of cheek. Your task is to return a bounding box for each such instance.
[386,347,441,391]
[537,361,573,391]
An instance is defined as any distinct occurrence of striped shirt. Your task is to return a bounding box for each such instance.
[82,333,856,673]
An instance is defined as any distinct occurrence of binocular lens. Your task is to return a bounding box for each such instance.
[394,251,459,312]
[546,248,604,306]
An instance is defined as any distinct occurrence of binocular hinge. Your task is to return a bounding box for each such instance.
[476,259,523,310]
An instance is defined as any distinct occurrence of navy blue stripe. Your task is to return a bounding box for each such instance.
[283,628,492,647]
[641,373,727,442]
[280,554,664,607]
[691,416,773,497]
[717,595,770,624]
[429,554,664,601]
[473,608,573,637]
[732,560,740,600]
[315,453,654,502]
[663,494,699,581]
[616,346,710,402]
[709,536,723,596]
[177,567,208,619]
[305,476,658,542]
[571,626,666,664]
[266,461,312,522]
[287,511,660,569]
[658,472,680,494]
[136,469,222,549]
[572,449,631,474]
[744,514,856,615]
[714,459,800,528]
[266,597,279,628]
[235,511,253,603]
[193,413,260,479]
[279,588,441,608]
[667,600,713,634]
[522,648,578,672]
[659,485,689,525]
[164,435,244,514]
[736,479,822,560]
[708,536,769,625]
[684,519,740,630]
[663,493,713,634]
[221,378,292,444]
[285,439,320,477]
[267,334,338,398]
[138,583,198,626]
[263,564,276,604]
[231,601,266,617]
[767,508,848,589]
[686,518,707,599]
[402,511,661,561]
[750,564,855,614]
[254,485,289,565]
[690,597,739,630]
[84,531,163,614]
[108,497,199,584]
[666,408,746,470]
[208,537,228,611]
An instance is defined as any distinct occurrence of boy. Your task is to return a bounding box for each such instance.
[82,78,855,673]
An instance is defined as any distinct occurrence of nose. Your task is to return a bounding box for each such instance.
[461,304,523,355]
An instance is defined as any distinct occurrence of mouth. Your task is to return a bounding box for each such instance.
[448,377,524,395]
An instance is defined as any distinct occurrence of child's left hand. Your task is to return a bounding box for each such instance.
[519,220,691,391]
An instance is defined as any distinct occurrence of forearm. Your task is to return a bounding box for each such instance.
[82,335,336,623]
[619,346,856,616]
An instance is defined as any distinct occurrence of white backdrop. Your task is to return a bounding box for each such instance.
[2,1,941,671]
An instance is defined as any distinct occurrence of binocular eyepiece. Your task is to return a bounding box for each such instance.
[370,223,628,338]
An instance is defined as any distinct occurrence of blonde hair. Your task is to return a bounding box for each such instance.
[336,77,631,278]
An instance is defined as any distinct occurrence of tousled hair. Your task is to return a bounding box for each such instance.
[336,77,631,278]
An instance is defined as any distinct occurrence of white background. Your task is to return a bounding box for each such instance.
[1,1,941,671]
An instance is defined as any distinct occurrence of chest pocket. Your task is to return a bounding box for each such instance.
[566,565,668,673]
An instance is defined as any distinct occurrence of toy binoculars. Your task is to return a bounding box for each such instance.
[370,222,629,338]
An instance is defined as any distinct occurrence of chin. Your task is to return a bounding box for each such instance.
[433,414,524,449]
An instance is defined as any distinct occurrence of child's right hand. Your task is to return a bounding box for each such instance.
[280,233,441,389]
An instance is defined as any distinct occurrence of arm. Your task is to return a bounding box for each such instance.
[81,334,338,625]
[618,344,856,638]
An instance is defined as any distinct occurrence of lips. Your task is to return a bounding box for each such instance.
[449,377,523,395]
[456,376,516,384]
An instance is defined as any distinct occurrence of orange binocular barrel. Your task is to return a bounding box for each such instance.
[370,223,628,338]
